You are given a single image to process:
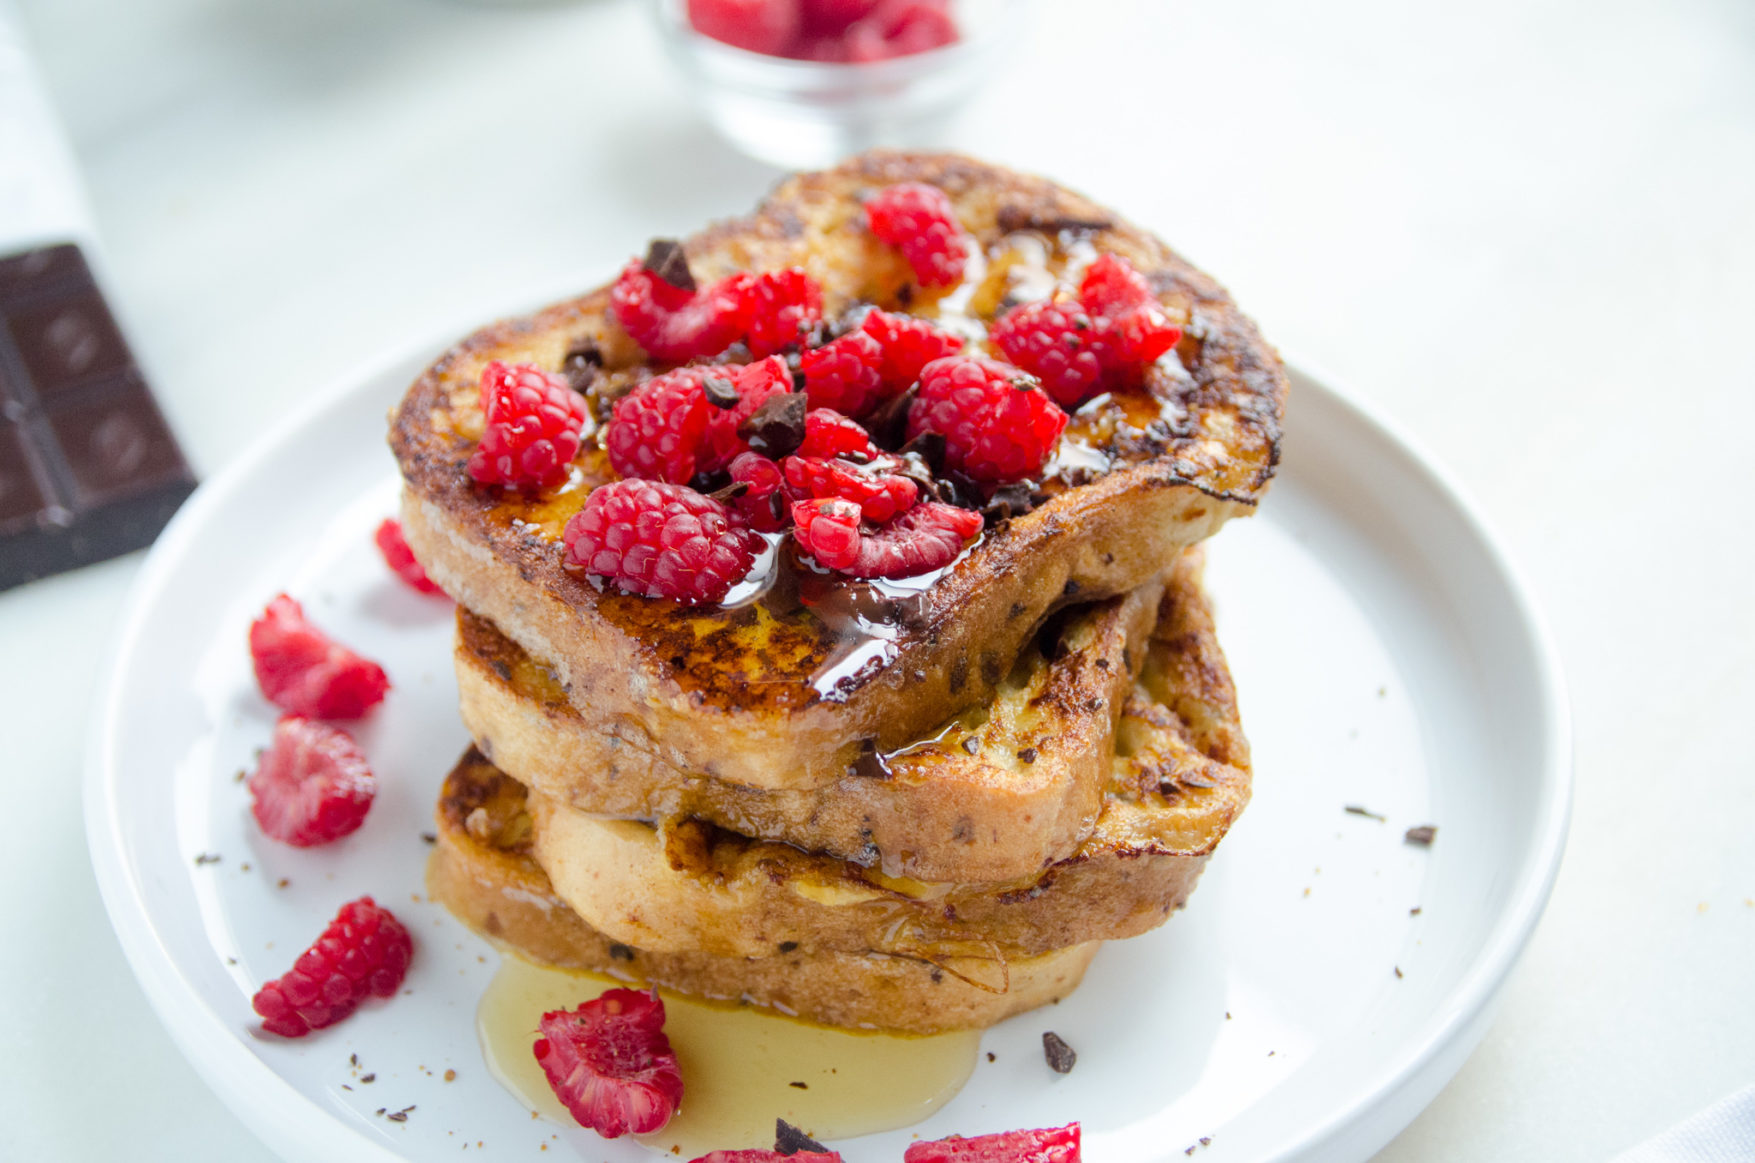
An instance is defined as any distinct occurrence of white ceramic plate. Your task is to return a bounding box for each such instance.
[86,342,1569,1163]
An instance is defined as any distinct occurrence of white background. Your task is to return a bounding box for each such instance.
[1,0,1751,1159]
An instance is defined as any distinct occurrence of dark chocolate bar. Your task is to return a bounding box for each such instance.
[0,244,195,591]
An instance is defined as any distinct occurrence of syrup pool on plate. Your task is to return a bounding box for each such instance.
[477,954,981,1157]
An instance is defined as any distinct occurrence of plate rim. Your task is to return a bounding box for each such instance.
[82,335,1572,1163]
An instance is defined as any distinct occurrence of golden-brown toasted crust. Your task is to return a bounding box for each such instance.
[428,751,1098,1034]
[391,151,1286,790]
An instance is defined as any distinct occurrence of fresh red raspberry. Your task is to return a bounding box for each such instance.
[847,0,957,59]
[563,480,758,606]
[784,455,917,523]
[1104,296,1182,366]
[728,451,789,532]
[800,330,886,417]
[907,356,1069,485]
[860,308,964,389]
[249,716,375,847]
[1077,252,1154,315]
[791,498,863,571]
[606,368,712,485]
[1077,253,1181,366]
[903,1122,1081,1163]
[611,259,754,362]
[534,988,684,1139]
[843,502,980,579]
[372,518,443,596]
[864,183,970,287]
[700,357,794,473]
[468,361,588,492]
[988,298,1115,408]
[797,408,876,460]
[251,897,413,1038]
[800,0,879,34]
[687,0,801,55]
[249,595,390,720]
[742,268,823,358]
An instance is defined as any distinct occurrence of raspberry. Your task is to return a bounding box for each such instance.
[800,0,879,34]
[864,183,970,288]
[1105,295,1182,366]
[1077,252,1154,315]
[249,594,390,720]
[728,451,789,532]
[790,498,863,571]
[847,0,957,60]
[903,1123,1081,1163]
[1078,253,1181,366]
[251,897,412,1038]
[468,361,588,491]
[783,455,917,523]
[605,369,711,484]
[687,0,801,55]
[843,502,980,579]
[373,518,444,596]
[611,258,753,362]
[701,357,794,474]
[534,988,683,1139]
[800,330,885,417]
[742,268,823,358]
[249,716,375,847]
[860,308,964,389]
[563,480,759,606]
[797,408,876,460]
[988,298,1115,408]
[907,356,1069,485]
[691,1153,842,1163]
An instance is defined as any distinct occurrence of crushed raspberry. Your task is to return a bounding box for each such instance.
[373,518,443,596]
[800,330,886,418]
[988,298,1115,408]
[843,502,980,579]
[742,268,823,358]
[907,356,1068,485]
[797,408,876,460]
[791,498,863,571]
[611,257,754,363]
[534,988,684,1139]
[728,451,789,532]
[903,1122,1082,1163]
[249,595,390,720]
[249,716,375,847]
[701,357,794,474]
[784,455,917,523]
[563,480,759,606]
[860,308,964,389]
[605,368,712,485]
[468,361,589,492]
[687,0,800,55]
[864,183,970,287]
[251,897,412,1038]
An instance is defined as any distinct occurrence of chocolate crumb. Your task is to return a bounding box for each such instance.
[961,736,981,755]
[739,392,807,458]
[1404,824,1438,847]
[420,832,437,845]
[233,769,246,783]
[1410,906,1422,916]
[1201,1137,1212,1147]
[360,1073,375,1083]
[444,1069,456,1082]
[702,374,740,409]
[608,942,636,962]
[789,1081,808,1090]
[194,852,221,866]
[1017,747,1038,764]
[1344,805,1386,822]
[643,238,696,293]
[342,1084,351,1091]
[240,862,251,872]
[1186,1148,1196,1156]
[226,956,237,966]
[277,878,290,888]
[987,1052,996,1062]
[350,1054,359,1066]
[1042,1031,1076,1073]
[775,1118,828,1154]
[1395,966,1404,979]
[386,1111,407,1123]
[375,1108,385,1116]
[1225,1011,1231,1020]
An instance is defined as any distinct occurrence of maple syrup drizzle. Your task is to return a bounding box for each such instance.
[477,955,980,1157]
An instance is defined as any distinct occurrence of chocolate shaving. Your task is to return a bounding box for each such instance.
[194,852,221,866]
[702,374,740,409]
[1042,1031,1077,1073]
[739,393,806,458]
[420,831,437,844]
[642,238,695,293]
[1404,824,1438,847]
[775,1118,828,1155]
[707,480,751,504]
[1344,804,1386,822]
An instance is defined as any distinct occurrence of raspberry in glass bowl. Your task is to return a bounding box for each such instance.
[652,0,1022,167]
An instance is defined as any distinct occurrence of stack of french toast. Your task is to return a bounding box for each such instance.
[390,152,1287,1035]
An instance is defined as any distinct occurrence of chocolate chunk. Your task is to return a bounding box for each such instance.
[775,1118,828,1155]
[642,238,695,293]
[1404,824,1438,847]
[899,428,945,472]
[865,383,918,448]
[853,739,893,780]
[561,341,601,395]
[702,373,740,409]
[1016,747,1038,764]
[739,392,806,458]
[1042,1031,1077,1073]
[981,481,1041,525]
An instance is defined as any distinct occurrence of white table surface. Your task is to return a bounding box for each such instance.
[3,0,1751,1159]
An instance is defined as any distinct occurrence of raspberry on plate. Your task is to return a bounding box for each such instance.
[907,356,1069,485]
[610,252,755,363]
[534,988,684,1139]
[860,308,964,390]
[251,897,412,1038]
[687,0,801,55]
[903,1122,1082,1163]
[743,268,824,358]
[563,480,760,606]
[606,368,713,485]
[373,518,444,596]
[796,408,876,460]
[800,330,886,418]
[988,298,1114,408]
[249,594,390,720]
[864,182,970,287]
[248,716,375,847]
[468,361,589,492]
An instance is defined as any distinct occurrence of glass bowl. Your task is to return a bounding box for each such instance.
[651,0,1023,168]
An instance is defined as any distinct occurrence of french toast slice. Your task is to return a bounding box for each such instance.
[456,573,1166,884]
[526,555,1250,965]
[428,749,1098,1034]
[391,151,1286,792]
